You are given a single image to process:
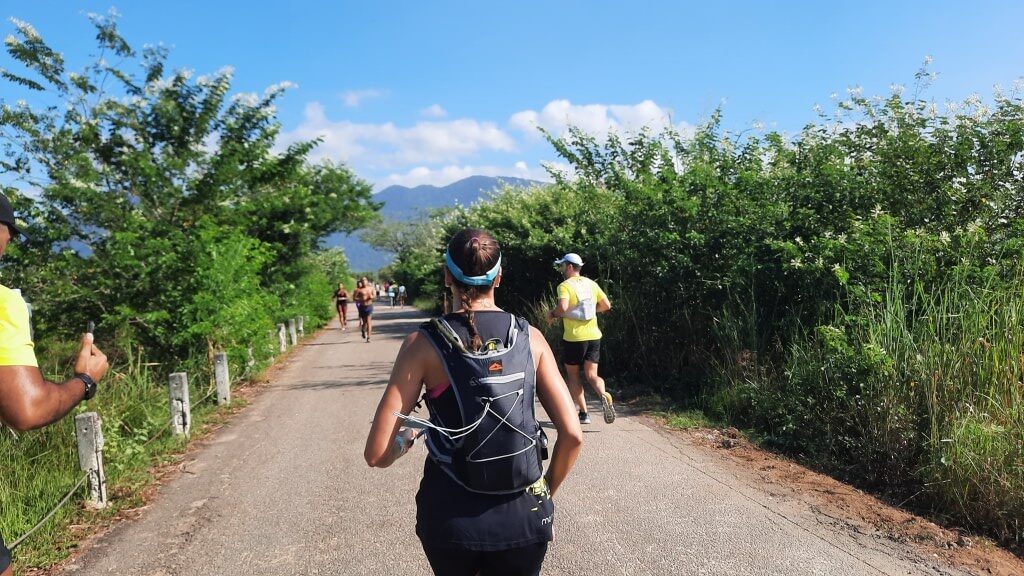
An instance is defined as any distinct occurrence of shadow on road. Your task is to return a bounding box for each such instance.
[285,379,387,391]
[371,307,429,321]
[365,321,421,338]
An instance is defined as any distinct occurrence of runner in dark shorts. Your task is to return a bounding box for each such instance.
[353,278,375,342]
[548,252,615,425]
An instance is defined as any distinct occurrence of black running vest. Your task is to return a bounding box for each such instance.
[420,313,546,495]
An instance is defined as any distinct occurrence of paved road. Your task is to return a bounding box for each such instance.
[61,307,967,576]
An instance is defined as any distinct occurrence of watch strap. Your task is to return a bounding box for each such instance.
[76,373,97,400]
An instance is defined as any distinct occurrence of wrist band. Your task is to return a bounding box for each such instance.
[76,373,97,401]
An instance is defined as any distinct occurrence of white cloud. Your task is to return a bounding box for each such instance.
[509,99,691,140]
[380,161,565,189]
[279,102,517,168]
[341,88,386,107]
[421,104,448,118]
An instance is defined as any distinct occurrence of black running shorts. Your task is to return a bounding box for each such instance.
[421,541,548,576]
[561,339,600,365]
[1,533,11,572]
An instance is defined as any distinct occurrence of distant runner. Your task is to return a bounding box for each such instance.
[354,278,375,342]
[334,282,349,331]
[548,252,615,424]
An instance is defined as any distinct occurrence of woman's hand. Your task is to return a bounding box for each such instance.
[392,426,421,459]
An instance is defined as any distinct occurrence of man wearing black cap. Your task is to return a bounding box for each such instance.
[548,252,615,425]
[0,192,108,575]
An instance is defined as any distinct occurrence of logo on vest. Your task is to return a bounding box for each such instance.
[488,361,503,373]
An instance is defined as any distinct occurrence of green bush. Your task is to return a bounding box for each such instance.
[386,73,1024,548]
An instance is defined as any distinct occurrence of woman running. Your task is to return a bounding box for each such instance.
[364,228,583,576]
[334,282,349,330]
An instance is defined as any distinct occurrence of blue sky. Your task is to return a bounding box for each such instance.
[3,1,1023,189]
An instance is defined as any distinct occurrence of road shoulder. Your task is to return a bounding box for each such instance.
[638,413,1024,576]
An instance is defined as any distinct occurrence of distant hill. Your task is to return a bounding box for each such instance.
[322,175,545,272]
[375,175,541,220]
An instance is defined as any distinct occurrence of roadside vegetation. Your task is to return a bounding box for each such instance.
[383,70,1024,551]
[0,13,376,568]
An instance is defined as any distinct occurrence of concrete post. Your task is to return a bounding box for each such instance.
[75,412,108,508]
[168,372,191,436]
[277,323,287,352]
[214,352,230,406]
[288,319,298,346]
[297,316,305,337]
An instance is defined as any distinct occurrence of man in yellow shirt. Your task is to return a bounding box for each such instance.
[548,253,615,424]
[0,192,108,576]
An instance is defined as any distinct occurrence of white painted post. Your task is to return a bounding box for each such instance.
[297,316,305,337]
[277,323,287,352]
[247,345,255,368]
[75,412,108,508]
[214,352,230,405]
[168,372,191,436]
[288,319,298,346]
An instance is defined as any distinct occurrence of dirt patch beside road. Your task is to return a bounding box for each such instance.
[640,415,1024,576]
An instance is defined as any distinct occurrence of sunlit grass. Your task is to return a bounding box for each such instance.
[706,265,1024,546]
[0,332,281,571]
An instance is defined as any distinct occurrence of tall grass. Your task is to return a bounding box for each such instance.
[704,264,1024,547]
[0,328,286,569]
[880,270,1024,544]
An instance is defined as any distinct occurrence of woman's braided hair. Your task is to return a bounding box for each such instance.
[447,228,501,352]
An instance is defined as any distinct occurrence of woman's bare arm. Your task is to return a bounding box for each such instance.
[531,327,583,496]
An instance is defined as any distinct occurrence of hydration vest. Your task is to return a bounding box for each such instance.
[563,277,597,321]
[408,314,546,495]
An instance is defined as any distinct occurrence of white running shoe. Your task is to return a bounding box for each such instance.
[601,392,616,424]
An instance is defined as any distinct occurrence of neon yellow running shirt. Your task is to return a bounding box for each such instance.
[0,285,38,367]
[556,276,607,342]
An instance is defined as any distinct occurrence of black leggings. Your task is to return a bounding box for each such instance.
[421,541,548,576]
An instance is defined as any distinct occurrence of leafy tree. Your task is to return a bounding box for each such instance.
[0,12,378,358]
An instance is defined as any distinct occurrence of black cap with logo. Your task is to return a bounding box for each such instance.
[0,192,26,238]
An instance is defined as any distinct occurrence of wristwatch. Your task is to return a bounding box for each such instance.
[76,373,97,400]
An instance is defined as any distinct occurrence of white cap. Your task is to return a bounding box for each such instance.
[554,253,583,266]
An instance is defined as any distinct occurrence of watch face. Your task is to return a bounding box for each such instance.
[78,374,96,400]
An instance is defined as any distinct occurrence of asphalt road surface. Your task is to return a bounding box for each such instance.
[61,306,968,576]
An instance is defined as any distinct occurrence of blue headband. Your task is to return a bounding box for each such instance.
[445,251,502,286]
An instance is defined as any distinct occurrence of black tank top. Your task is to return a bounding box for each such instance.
[415,310,554,551]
